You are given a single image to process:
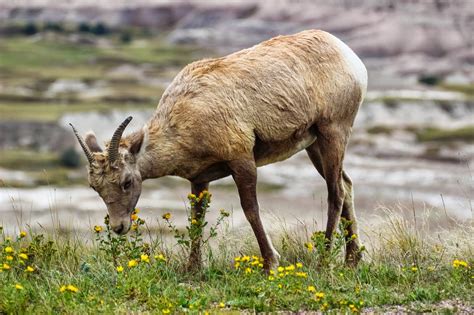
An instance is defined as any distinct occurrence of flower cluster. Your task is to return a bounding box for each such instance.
[116,253,167,272]
[234,255,264,274]
[452,259,469,268]
[1,232,37,274]
[59,284,79,293]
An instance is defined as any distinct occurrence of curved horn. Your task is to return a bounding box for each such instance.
[108,116,133,164]
[69,123,94,165]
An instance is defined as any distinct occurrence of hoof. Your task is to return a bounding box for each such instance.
[263,255,279,274]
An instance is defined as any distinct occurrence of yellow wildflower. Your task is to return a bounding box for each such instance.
[453,259,469,268]
[268,275,275,281]
[25,266,35,272]
[18,253,28,260]
[6,256,13,261]
[251,260,259,266]
[140,254,150,263]
[351,234,358,240]
[128,259,138,268]
[15,284,24,290]
[162,309,171,314]
[285,264,295,271]
[241,255,250,262]
[245,267,252,274]
[187,193,196,200]
[19,231,27,238]
[66,285,79,293]
[315,292,325,300]
[131,213,138,221]
[296,262,303,268]
[277,266,284,273]
[162,213,171,220]
[307,285,316,292]
[155,254,167,261]
[411,266,418,272]
[258,263,263,268]
[94,225,102,233]
[4,246,13,253]
[116,266,124,272]
[218,302,225,308]
[234,256,241,262]
[191,219,198,225]
[252,255,259,261]
[2,263,11,270]
[305,242,314,252]
[296,272,308,278]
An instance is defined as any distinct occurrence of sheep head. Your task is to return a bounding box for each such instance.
[70,116,145,235]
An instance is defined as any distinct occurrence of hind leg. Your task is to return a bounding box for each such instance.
[306,127,361,266]
[341,171,361,266]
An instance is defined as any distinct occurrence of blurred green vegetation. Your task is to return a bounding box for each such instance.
[0,149,87,187]
[0,37,198,73]
[416,126,474,142]
[0,34,204,125]
[0,102,155,122]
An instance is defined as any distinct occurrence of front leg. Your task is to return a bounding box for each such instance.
[186,181,209,272]
[228,159,280,273]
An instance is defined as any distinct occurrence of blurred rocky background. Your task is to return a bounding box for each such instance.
[0,0,472,234]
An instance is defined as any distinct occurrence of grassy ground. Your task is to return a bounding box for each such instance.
[0,195,472,313]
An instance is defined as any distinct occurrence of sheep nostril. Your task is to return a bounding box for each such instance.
[112,223,124,234]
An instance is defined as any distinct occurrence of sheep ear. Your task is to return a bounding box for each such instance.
[129,129,146,156]
[85,132,103,153]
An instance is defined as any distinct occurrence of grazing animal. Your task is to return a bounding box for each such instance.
[71,30,367,272]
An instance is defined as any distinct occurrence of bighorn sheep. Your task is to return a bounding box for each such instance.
[71,30,367,272]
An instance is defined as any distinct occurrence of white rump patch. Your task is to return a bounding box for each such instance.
[328,33,368,97]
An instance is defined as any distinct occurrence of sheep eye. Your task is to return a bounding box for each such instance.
[122,179,132,190]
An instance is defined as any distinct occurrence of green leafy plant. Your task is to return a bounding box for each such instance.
[162,191,230,255]
[94,209,147,266]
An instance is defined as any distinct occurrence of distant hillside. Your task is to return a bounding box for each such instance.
[0,0,472,85]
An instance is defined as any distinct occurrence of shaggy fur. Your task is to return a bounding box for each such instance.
[78,29,367,271]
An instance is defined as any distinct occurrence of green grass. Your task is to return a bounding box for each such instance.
[416,126,474,142]
[0,202,472,313]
